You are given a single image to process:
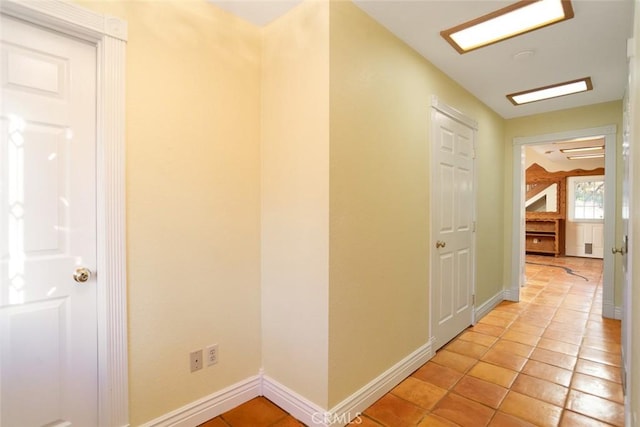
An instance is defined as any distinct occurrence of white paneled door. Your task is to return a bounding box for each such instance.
[431,106,475,350]
[1,15,98,426]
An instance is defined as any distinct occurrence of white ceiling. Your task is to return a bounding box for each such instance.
[526,137,606,171]
[208,0,634,119]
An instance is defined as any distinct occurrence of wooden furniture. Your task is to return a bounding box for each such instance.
[525,219,565,256]
[524,164,604,257]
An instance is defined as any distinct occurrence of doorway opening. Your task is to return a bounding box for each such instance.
[510,125,617,319]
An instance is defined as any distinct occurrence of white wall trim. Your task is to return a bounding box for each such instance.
[262,375,328,426]
[511,125,617,317]
[475,290,505,322]
[0,1,129,426]
[613,305,623,320]
[431,95,479,130]
[138,375,262,427]
[325,340,434,427]
[140,340,434,427]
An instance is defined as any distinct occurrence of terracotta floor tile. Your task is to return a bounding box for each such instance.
[508,322,545,337]
[431,349,477,373]
[492,340,534,358]
[579,347,621,367]
[481,348,528,372]
[199,417,228,427]
[536,337,580,356]
[584,328,621,344]
[221,397,287,427]
[271,416,305,426]
[560,410,613,427]
[499,391,563,427]
[489,412,537,427]
[350,415,383,426]
[468,361,518,388]
[501,330,540,347]
[520,360,573,387]
[581,336,621,355]
[584,321,621,336]
[412,362,463,390]
[363,393,426,427]
[452,375,508,409]
[575,359,622,384]
[554,308,589,321]
[459,330,500,347]
[565,389,624,426]
[417,414,459,426]
[516,312,554,325]
[571,372,624,404]
[546,321,585,335]
[391,376,447,410]
[469,323,506,337]
[510,374,568,407]
[432,392,495,427]
[445,339,490,359]
[541,328,583,345]
[494,301,525,314]
[529,348,577,371]
[479,315,514,328]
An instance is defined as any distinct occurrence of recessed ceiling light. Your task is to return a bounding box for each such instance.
[560,146,604,153]
[441,0,574,54]
[507,77,593,105]
[567,153,605,160]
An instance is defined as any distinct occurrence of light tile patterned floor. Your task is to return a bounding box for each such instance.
[200,255,623,426]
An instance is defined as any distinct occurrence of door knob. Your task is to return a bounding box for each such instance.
[611,247,626,255]
[436,240,446,249]
[73,267,92,283]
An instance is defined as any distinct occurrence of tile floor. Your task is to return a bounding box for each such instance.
[200,255,623,427]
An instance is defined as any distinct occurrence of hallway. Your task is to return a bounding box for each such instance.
[201,255,622,426]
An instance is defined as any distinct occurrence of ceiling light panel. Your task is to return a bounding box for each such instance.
[441,0,574,54]
[507,77,593,105]
[567,153,605,160]
[560,146,604,153]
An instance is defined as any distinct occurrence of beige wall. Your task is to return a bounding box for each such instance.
[261,0,330,408]
[328,1,506,406]
[78,1,262,424]
[504,101,624,307]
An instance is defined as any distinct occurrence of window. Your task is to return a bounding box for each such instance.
[568,175,605,221]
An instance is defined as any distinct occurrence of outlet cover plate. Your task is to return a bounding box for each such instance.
[190,349,203,372]
[206,344,219,366]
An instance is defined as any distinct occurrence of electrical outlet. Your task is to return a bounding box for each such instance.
[190,349,203,372]
[206,344,219,366]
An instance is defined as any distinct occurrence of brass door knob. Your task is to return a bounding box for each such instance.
[73,267,92,283]
[436,241,446,249]
[612,247,626,255]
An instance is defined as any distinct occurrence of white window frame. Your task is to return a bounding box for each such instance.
[567,175,605,223]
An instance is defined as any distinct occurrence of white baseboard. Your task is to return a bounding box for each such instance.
[140,341,434,427]
[614,305,622,320]
[138,375,261,427]
[603,301,616,319]
[325,340,434,427]
[474,290,505,322]
[262,374,326,426]
[503,286,519,302]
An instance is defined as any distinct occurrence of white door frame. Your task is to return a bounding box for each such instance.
[0,1,129,425]
[510,125,617,319]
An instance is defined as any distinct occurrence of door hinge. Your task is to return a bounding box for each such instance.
[472,294,476,306]
[472,221,476,232]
